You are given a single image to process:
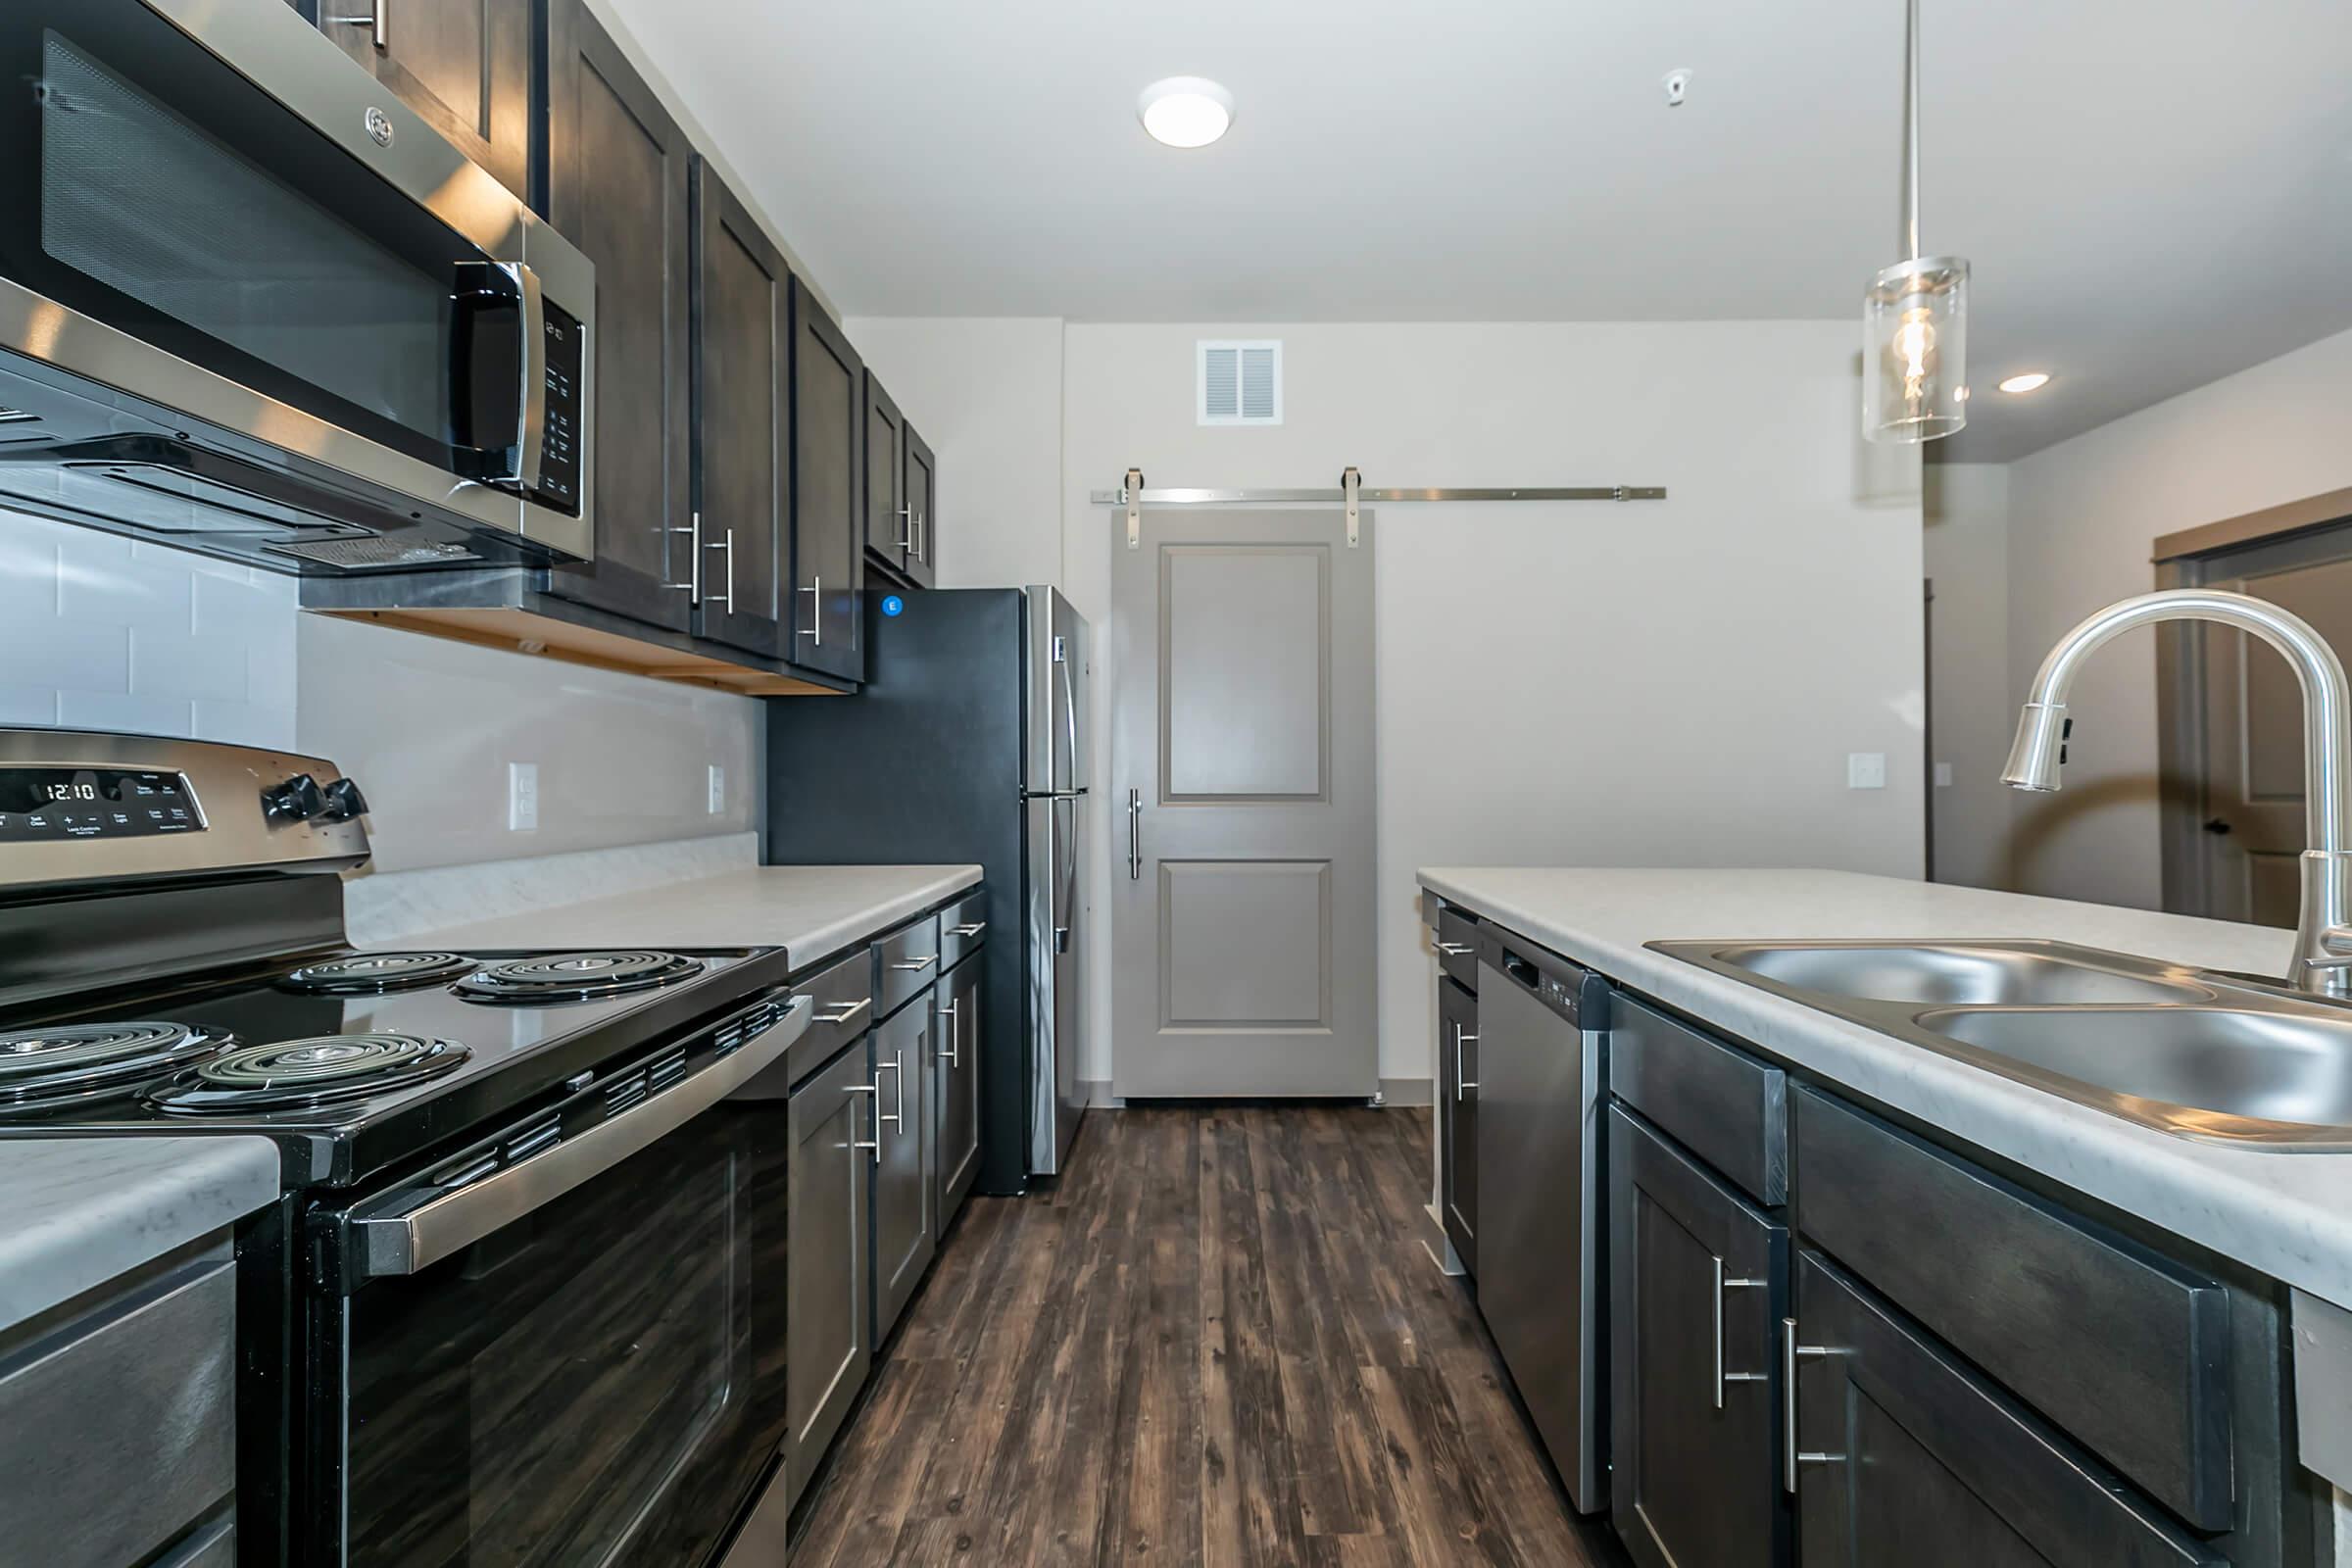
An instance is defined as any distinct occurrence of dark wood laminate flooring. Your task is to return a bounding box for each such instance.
[793,1104,1621,1567]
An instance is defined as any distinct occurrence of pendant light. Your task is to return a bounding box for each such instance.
[1863,0,1969,443]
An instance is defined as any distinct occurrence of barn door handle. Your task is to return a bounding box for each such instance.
[1127,787,1142,880]
[2203,818,2232,835]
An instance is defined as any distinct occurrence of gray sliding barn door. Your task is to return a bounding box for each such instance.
[1110,509,1377,1099]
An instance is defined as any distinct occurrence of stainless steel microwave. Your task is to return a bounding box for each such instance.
[0,0,594,572]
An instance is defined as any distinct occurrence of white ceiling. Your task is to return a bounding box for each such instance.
[606,0,2352,461]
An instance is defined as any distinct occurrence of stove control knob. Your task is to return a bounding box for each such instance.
[263,773,325,822]
[320,777,369,822]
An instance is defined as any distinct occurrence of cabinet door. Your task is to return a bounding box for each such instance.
[542,0,693,634]
[1438,975,1477,1274]
[935,956,983,1225]
[1609,1106,1788,1568]
[786,1039,873,1510]
[1791,1250,2219,1568]
[862,372,907,574]
[319,0,531,201]
[872,997,936,1340]
[789,279,864,679]
[689,159,787,658]
[903,421,937,589]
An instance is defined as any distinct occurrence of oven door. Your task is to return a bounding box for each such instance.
[0,0,591,558]
[315,1001,806,1568]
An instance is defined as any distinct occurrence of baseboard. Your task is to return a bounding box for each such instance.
[1079,1079,1121,1108]
[1380,1076,1434,1106]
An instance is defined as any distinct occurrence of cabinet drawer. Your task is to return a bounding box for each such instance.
[939,889,989,971]
[0,1257,235,1568]
[1792,1088,2230,1531]
[1435,903,1480,992]
[786,948,876,1085]
[874,915,943,1019]
[1611,993,1788,1206]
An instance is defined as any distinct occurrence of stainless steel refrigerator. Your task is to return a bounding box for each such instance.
[765,586,1088,1190]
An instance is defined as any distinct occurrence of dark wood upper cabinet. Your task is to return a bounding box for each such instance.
[317,0,532,201]
[690,160,788,660]
[540,0,693,635]
[862,372,906,572]
[902,421,936,590]
[789,279,863,681]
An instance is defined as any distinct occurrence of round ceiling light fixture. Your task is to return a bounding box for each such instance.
[1997,371,2053,394]
[1138,76,1234,149]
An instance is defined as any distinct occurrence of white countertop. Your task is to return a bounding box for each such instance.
[0,1136,279,1334]
[1416,867,2352,1311]
[404,863,984,974]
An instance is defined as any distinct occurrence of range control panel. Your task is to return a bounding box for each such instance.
[0,767,203,842]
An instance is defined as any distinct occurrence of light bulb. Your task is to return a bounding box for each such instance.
[1863,257,1969,443]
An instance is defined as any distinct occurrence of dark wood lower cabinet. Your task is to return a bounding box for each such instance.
[1438,974,1478,1273]
[1790,1249,2220,1567]
[871,996,936,1341]
[936,955,982,1226]
[785,1038,872,1510]
[1610,1106,1788,1568]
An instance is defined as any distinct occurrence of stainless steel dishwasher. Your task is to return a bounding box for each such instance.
[1475,926,1611,1513]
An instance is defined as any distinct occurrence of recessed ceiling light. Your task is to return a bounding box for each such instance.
[1138,77,1234,149]
[1997,372,2053,394]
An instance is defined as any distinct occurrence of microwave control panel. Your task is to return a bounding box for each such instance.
[531,302,584,515]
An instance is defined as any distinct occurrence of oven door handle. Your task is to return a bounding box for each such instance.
[346,995,810,1284]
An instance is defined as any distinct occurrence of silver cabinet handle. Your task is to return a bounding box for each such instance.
[1436,941,1474,957]
[890,954,938,972]
[846,1080,881,1154]
[328,0,388,48]
[1127,787,1143,880]
[350,996,809,1280]
[705,527,735,612]
[797,576,822,645]
[1782,1317,1845,1493]
[938,996,959,1066]
[814,996,871,1028]
[897,504,916,553]
[662,514,700,593]
[872,1051,904,1130]
[1713,1256,1769,1409]
[950,921,987,939]
[1453,1023,1479,1101]
[914,510,927,565]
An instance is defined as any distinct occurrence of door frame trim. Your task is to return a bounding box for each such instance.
[2156,503,2352,915]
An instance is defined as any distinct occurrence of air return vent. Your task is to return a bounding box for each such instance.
[1198,340,1281,426]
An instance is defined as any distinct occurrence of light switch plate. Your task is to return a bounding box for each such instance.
[508,760,539,832]
[1847,752,1887,790]
[707,763,725,815]
[1935,760,1954,789]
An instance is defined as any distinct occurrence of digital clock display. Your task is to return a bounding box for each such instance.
[0,768,204,842]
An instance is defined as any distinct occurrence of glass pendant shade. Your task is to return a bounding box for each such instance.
[1863,254,1969,443]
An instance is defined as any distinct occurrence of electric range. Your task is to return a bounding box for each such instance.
[0,729,811,1568]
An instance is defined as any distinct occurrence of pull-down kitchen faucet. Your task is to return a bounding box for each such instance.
[2003,588,2352,998]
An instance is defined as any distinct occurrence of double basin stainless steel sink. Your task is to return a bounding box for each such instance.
[1649,938,2352,1151]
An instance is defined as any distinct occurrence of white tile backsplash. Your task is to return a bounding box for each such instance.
[0,508,297,749]
[2,506,763,874]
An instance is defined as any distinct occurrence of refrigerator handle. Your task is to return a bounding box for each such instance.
[1055,793,1075,955]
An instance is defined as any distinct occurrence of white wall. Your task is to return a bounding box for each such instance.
[2003,326,2352,907]
[1054,321,1925,1087]
[846,318,1066,589]
[0,508,763,875]
[1924,464,2014,890]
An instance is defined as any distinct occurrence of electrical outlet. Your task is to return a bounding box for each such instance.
[707,763,725,815]
[1847,752,1887,790]
[508,761,539,832]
